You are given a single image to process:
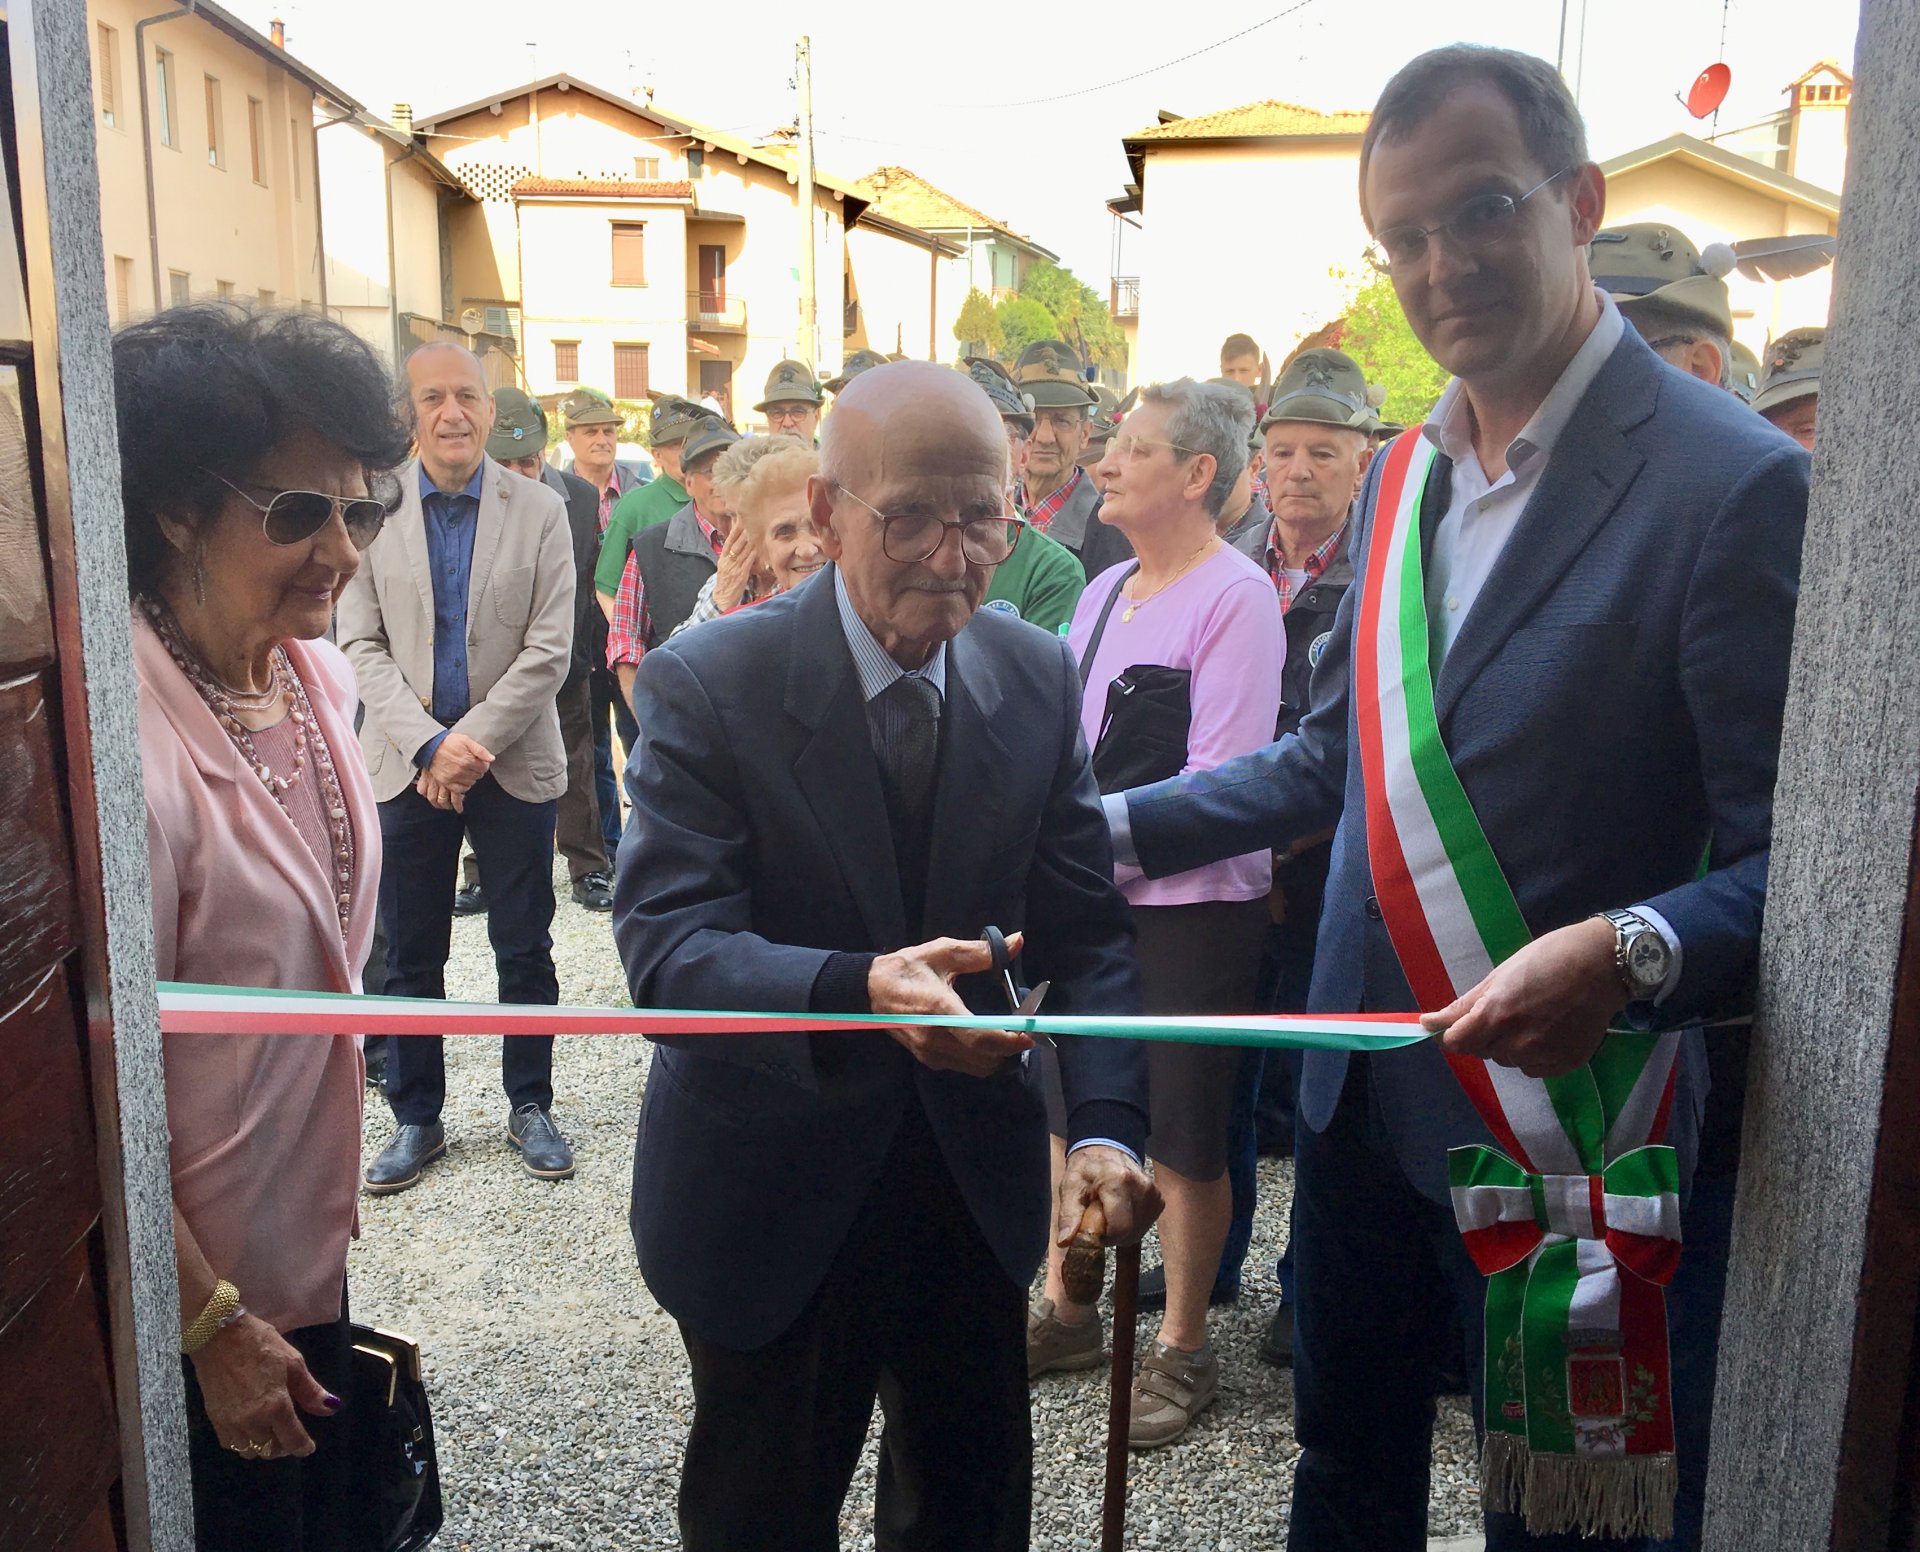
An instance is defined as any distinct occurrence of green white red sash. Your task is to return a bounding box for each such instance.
[1353,428,1682,1539]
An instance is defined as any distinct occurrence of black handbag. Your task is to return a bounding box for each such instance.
[1077,565,1193,796]
[348,1324,444,1552]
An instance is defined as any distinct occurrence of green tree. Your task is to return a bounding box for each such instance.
[1330,265,1449,425]
[953,287,1003,356]
[993,295,1060,361]
[1019,261,1127,371]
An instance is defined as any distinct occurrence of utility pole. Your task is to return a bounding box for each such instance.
[795,35,818,368]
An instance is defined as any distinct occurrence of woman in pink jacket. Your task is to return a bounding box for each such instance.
[120,305,407,1551]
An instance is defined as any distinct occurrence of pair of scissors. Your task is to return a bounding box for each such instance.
[983,925,1052,1048]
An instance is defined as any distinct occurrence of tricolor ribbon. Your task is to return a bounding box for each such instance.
[154,981,1433,1052]
[1354,428,1683,1539]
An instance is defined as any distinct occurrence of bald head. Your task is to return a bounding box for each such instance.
[810,361,1012,669]
[406,342,493,489]
[821,361,1007,492]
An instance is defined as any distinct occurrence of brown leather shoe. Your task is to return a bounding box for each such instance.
[1128,1340,1219,1448]
[1027,1297,1103,1379]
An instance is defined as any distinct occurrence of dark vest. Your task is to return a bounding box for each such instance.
[632,504,717,647]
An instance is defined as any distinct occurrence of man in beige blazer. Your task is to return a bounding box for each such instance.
[338,342,578,1193]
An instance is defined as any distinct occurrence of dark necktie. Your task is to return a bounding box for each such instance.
[881,673,942,828]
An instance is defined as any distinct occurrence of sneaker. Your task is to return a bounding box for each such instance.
[364,1122,447,1195]
[570,871,614,911]
[1136,1261,1241,1313]
[453,882,486,915]
[1129,1340,1219,1449]
[506,1103,576,1180]
[1027,1296,1103,1379]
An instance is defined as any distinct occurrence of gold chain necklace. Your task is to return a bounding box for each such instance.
[1122,536,1217,623]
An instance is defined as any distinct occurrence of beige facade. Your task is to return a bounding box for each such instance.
[88,0,346,322]
[1602,139,1840,354]
[318,110,470,368]
[1108,101,1369,388]
[417,75,953,429]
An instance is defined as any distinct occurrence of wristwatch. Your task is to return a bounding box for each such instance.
[1598,908,1672,1002]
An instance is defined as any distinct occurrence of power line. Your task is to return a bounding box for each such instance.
[964,0,1322,110]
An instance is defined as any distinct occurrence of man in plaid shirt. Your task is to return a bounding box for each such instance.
[607,418,740,709]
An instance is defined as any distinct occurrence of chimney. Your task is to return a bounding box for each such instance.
[391,102,413,136]
[269,17,285,48]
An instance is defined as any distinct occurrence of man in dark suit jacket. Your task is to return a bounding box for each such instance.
[614,361,1160,1552]
[1108,49,1807,1551]
[489,387,616,910]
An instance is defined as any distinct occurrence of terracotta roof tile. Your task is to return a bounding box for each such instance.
[511,177,693,199]
[1130,100,1369,142]
[854,166,1022,242]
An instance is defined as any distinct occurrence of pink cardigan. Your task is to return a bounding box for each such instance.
[137,612,381,1333]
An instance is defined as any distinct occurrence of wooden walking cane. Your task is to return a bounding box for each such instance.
[1062,1202,1136,1552]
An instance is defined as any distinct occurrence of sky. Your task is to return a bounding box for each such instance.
[229,0,1858,284]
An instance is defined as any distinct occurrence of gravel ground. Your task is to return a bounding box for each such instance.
[351,866,1482,1550]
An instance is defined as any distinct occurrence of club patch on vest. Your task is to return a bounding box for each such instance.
[1308,631,1333,669]
[982,599,1020,618]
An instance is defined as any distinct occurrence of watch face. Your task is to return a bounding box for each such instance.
[1627,930,1670,988]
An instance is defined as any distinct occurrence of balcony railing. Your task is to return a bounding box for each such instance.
[1110,277,1140,320]
[687,291,747,331]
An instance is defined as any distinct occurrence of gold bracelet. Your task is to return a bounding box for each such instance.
[182,1279,241,1355]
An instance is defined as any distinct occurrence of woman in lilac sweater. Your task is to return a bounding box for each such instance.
[1028,379,1283,1449]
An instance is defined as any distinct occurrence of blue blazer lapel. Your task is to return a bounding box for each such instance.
[784,572,910,950]
[922,626,1011,931]
[1432,335,1659,724]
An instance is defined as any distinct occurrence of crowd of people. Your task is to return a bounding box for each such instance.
[129,37,1829,1552]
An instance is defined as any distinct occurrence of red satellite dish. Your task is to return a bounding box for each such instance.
[1685,63,1732,118]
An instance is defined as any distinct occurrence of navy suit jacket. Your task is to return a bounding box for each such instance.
[1125,330,1809,1202]
[614,568,1147,1348]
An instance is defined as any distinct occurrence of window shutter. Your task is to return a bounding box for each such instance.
[611,223,646,286]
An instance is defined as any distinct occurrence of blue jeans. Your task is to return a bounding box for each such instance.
[592,667,637,860]
[379,775,559,1125]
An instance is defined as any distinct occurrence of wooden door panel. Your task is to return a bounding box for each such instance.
[0,668,77,1004]
[50,1503,118,1552]
[0,964,99,1331]
[0,1241,121,1552]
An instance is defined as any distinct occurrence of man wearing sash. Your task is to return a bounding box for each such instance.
[1105,46,1809,1550]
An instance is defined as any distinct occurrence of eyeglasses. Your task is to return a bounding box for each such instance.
[766,405,814,424]
[833,483,1025,565]
[1108,433,1201,463]
[1365,166,1574,275]
[203,467,390,550]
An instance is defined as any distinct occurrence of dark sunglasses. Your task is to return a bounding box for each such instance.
[204,467,390,549]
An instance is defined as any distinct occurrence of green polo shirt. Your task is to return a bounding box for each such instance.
[981,526,1085,636]
[595,473,689,598]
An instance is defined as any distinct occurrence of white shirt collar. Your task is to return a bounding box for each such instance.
[1422,288,1626,476]
[833,568,948,704]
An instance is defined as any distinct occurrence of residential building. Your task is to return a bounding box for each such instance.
[413,74,954,425]
[1107,100,1371,388]
[1110,68,1849,387]
[317,103,474,369]
[853,164,1056,317]
[89,2,352,322]
[1601,133,1840,355]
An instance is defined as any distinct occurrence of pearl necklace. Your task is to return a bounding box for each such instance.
[141,596,356,941]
